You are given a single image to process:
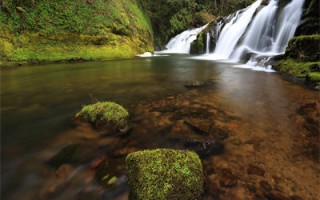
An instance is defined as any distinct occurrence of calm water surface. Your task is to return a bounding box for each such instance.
[1,56,319,199]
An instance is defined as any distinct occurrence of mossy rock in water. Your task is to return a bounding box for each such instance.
[75,102,129,132]
[126,149,204,200]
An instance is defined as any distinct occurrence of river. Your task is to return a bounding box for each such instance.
[1,56,319,199]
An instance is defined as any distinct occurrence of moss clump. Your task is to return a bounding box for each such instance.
[274,59,320,78]
[307,72,320,82]
[126,149,204,200]
[285,35,320,62]
[75,102,129,131]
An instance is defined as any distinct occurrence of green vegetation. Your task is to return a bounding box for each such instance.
[138,0,255,48]
[285,35,320,62]
[126,149,204,200]
[274,59,320,78]
[274,35,320,83]
[75,101,129,131]
[0,0,153,66]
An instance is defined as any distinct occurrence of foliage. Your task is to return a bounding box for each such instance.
[126,149,204,200]
[0,0,153,66]
[76,101,129,130]
[274,59,320,78]
[138,0,255,47]
[285,35,320,62]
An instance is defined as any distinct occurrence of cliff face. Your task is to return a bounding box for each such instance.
[0,0,153,66]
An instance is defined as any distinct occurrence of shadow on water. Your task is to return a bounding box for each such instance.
[1,55,319,199]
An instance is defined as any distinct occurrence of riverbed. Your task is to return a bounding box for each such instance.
[1,56,319,199]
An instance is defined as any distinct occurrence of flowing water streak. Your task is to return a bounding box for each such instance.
[232,0,305,61]
[156,24,208,54]
[206,32,210,54]
[272,0,305,53]
[211,0,262,59]
[231,0,278,60]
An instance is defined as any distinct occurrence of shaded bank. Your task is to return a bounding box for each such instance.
[0,0,153,67]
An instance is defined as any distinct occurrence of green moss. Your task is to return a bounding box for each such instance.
[307,72,320,82]
[0,0,153,66]
[274,58,320,78]
[126,149,204,200]
[285,35,320,61]
[75,101,129,130]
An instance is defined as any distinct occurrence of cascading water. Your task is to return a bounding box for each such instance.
[231,0,305,61]
[156,24,208,54]
[231,0,279,60]
[211,0,262,59]
[272,0,305,53]
[206,32,210,54]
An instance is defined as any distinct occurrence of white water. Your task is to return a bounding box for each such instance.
[211,0,262,60]
[272,0,305,53]
[156,24,208,54]
[232,0,305,61]
[206,32,210,54]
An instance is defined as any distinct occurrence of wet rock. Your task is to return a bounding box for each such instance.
[264,192,290,200]
[247,165,265,177]
[113,147,138,157]
[175,107,212,119]
[75,101,129,132]
[47,144,78,168]
[260,180,272,191]
[184,140,224,157]
[89,155,107,169]
[184,80,205,88]
[184,120,209,136]
[219,169,237,188]
[230,138,242,145]
[126,149,204,200]
[210,128,229,140]
[290,195,303,200]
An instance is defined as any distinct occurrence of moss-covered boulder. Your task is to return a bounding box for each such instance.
[126,149,204,200]
[75,101,129,132]
[284,35,320,62]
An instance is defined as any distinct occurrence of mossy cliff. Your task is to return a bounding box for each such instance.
[274,35,320,89]
[274,0,320,89]
[0,0,153,67]
[126,149,204,200]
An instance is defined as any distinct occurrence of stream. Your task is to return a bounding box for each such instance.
[1,55,319,199]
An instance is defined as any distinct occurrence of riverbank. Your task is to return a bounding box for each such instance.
[0,0,153,67]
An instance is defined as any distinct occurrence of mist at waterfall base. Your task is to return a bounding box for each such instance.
[157,0,305,72]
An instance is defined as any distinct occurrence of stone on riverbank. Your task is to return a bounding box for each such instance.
[126,149,204,200]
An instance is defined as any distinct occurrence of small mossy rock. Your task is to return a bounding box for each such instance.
[75,101,129,131]
[126,149,204,200]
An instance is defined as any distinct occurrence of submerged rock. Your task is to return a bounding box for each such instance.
[47,144,78,168]
[126,149,204,200]
[75,101,129,132]
[184,80,205,88]
[184,140,224,157]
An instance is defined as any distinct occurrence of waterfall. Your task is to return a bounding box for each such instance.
[231,0,305,61]
[206,32,210,54]
[272,0,305,53]
[231,0,278,60]
[156,24,208,54]
[211,0,262,59]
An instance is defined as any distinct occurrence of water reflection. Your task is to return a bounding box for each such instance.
[1,56,319,199]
